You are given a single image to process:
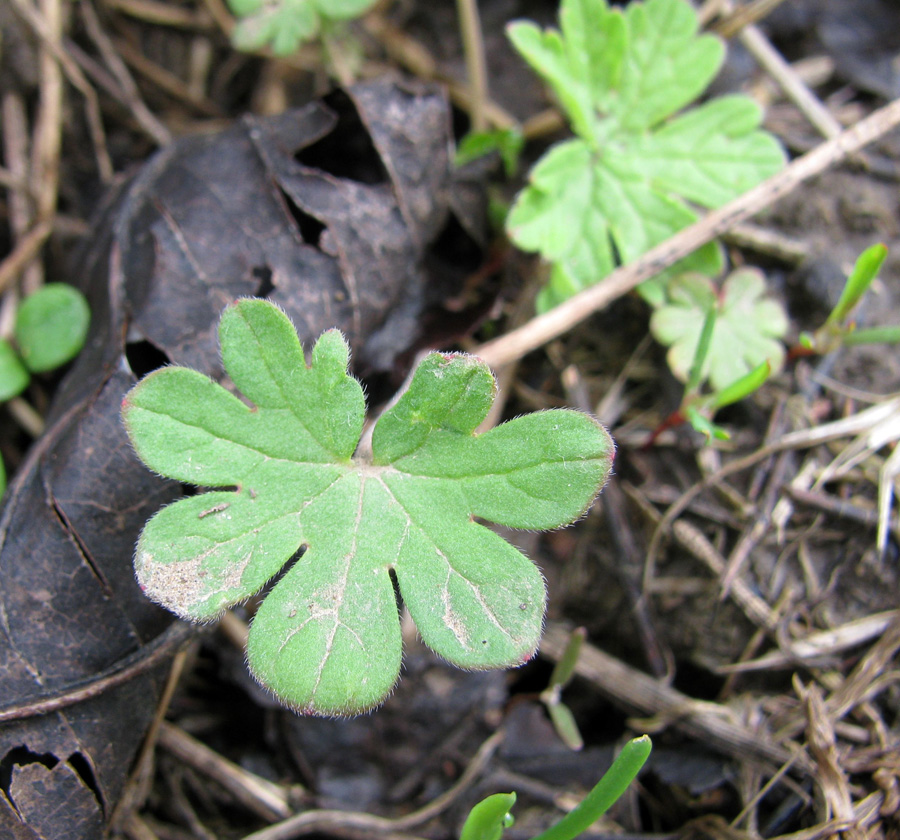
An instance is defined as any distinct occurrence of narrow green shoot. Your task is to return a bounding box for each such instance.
[825,242,888,327]
[460,793,517,840]
[532,736,652,840]
[711,361,771,410]
[540,626,586,751]
[796,244,897,356]
[460,736,652,840]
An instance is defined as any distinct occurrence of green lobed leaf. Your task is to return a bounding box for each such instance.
[123,299,614,715]
[506,0,785,311]
[228,0,376,55]
[14,283,91,374]
[650,268,788,392]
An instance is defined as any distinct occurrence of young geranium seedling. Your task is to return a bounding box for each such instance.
[506,0,785,310]
[122,299,613,716]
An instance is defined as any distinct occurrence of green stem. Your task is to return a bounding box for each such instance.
[531,736,651,840]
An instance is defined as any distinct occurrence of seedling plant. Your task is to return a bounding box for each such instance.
[227,0,377,57]
[505,0,785,312]
[794,243,900,355]
[461,735,651,840]
[122,298,614,716]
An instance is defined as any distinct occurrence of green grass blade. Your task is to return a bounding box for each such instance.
[460,793,516,840]
[826,243,888,326]
[685,304,716,395]
[531,736,651,840]
[841,325,900,347]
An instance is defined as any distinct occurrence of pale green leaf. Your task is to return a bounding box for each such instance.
[617,0,724,131]
[506,0,785,310]
[506,22,595,141]
[228,0,375,55]
[634,96,786,207]
[123,299,613,715]
[14,284,90,374]
[649,268,788,392]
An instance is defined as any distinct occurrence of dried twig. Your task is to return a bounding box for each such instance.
[540,622,808,773]
[474,97,900,369]
[241,729,505,840]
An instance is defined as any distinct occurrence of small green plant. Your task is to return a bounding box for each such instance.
[796,243,900,354]
[461,735,652,840]
[505,0,785,311]
[227,0,377,57]
[456,128,525,180]
[122,299,614,716]
[0,283,91,494]
[647,268,785,441]
[650,268,788,392]
[539,626,587,751]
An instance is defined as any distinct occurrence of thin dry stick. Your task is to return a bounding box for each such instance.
[158,722,292,822]
[0,221,52,295]
[644,396,900,599]
[2,91,38,296]
[713,0,791,39]
[474,96,900,370]
[455,0,489,132]
[539,622,810,773]
[102,0,212,29]
[80,0,172,146]
[110,647,192,833]
[737,22,843,140]
[32,0,64,260]
[112,37,224,117]
[9,0,114,180]
[241,729,505,840]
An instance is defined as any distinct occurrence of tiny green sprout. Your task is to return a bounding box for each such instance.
[122,299,614,716]
[456,128,525,179]
[227,0,377,57]
[461,736,652,840]
[797,244,900,355]
[539,626,586,751]
[461,793,517,840]
[505,0,784,311]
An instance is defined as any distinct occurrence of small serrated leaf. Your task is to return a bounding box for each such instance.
[123,299,614,715]
[228,0,374,55]
[650,268,787,392]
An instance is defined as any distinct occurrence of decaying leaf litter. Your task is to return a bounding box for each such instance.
[0,1,899,839]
